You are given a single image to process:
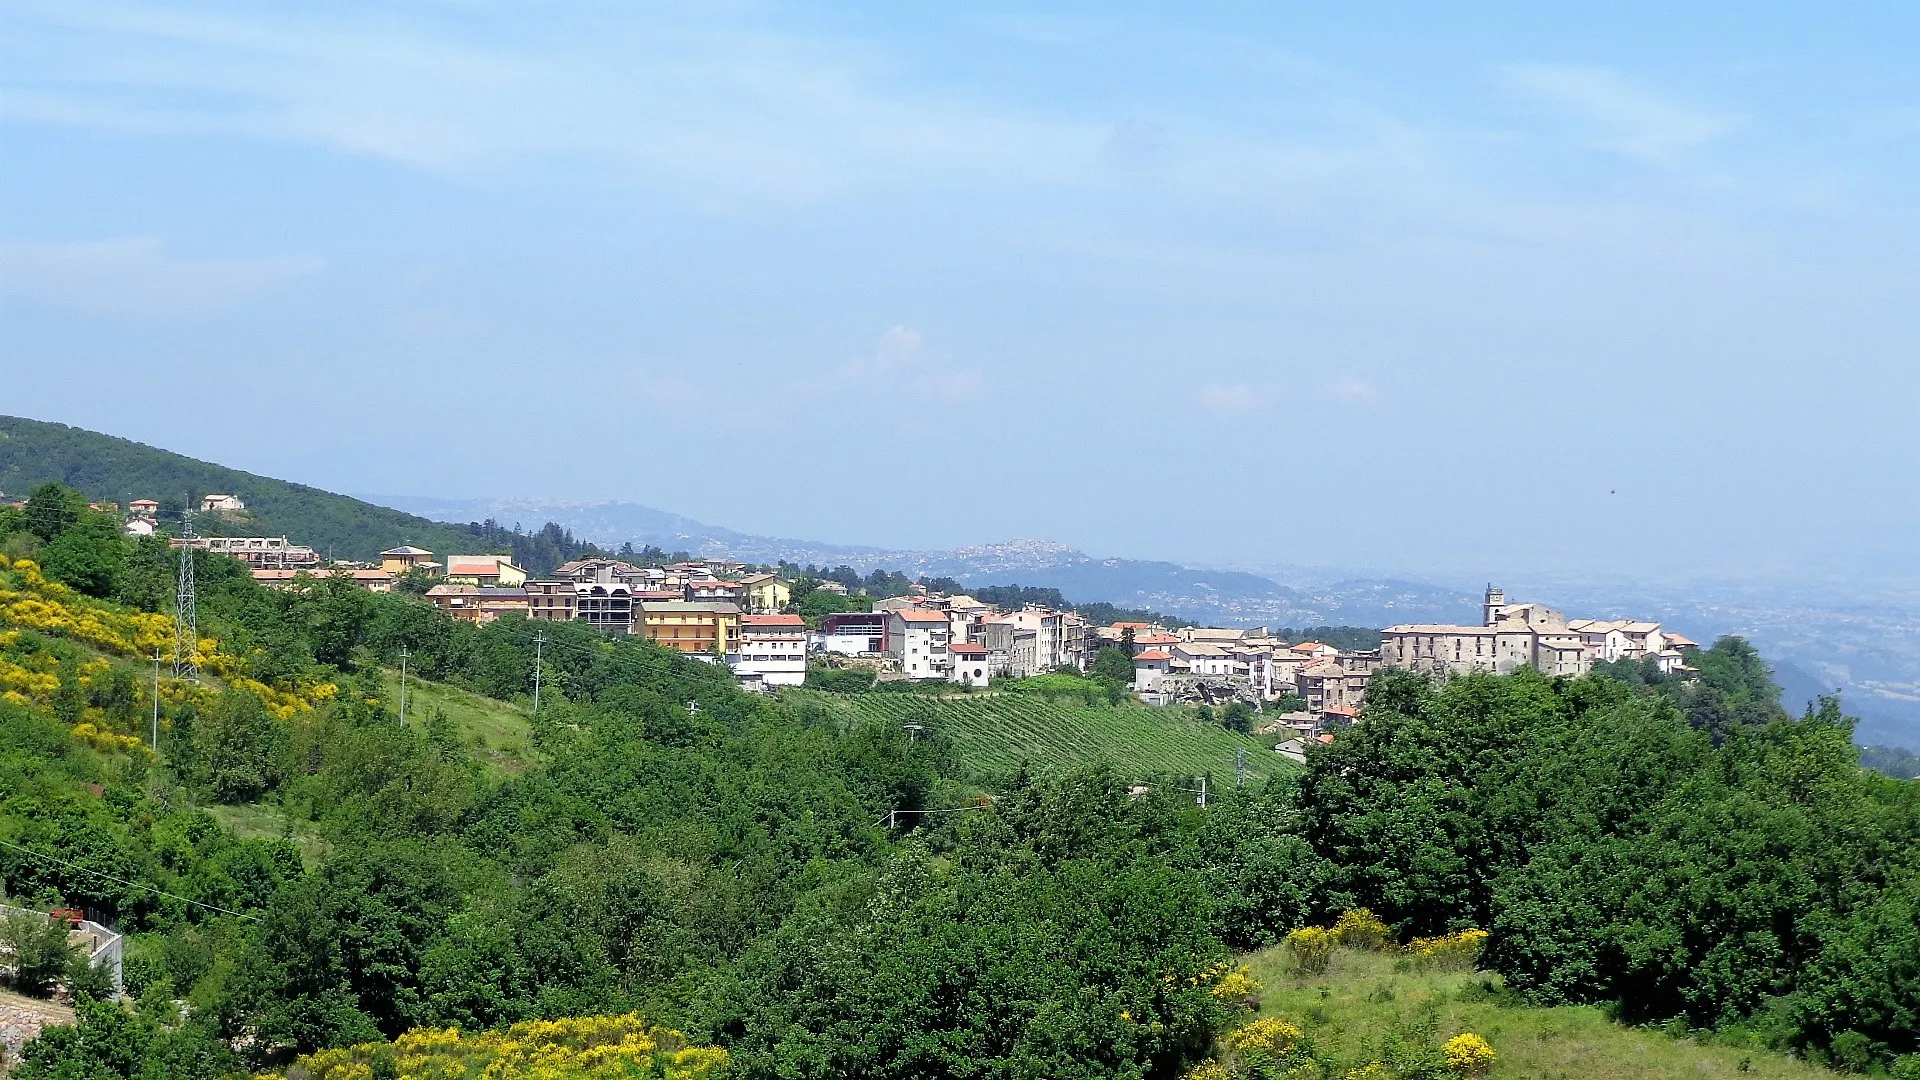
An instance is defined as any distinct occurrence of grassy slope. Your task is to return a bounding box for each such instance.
[785,689,1297,784]
[0,415,489,560]
[1239,945,1826,1080]
[380,669,537,773]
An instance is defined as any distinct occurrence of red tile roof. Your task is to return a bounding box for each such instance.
[950,643,988,656]
[1132,650,1172,661]
[895,608,950,624]
[741,614,805,626]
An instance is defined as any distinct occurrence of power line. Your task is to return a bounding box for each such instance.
[0,838,259,922]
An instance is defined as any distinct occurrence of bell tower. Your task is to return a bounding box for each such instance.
[1483,585,1507,627]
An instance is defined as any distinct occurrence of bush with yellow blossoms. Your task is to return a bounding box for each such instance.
[1226,1017,1304,1059]
[1211,965,1263,1007]
[1285,926,1336,974]
[1442,1033,1495,1077]
[0,555,336,747]
[1408,929,1488,971]
[1331,908,1393,951]
[276,1012,729,1080]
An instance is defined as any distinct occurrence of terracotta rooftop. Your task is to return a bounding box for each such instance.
[1133,650,1172,661]
[741,613,805,626]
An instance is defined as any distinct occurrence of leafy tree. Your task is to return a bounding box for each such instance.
[1089,647,1134,684]
[198,690,289,803]
[40,512,127,597]
[1221,700,1255,734]
[22,481,84,542]
[1,912,76,997]
[14,996,151,1080]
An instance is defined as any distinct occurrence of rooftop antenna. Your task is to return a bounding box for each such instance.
[173,501,198,678]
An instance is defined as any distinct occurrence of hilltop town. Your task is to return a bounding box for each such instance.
[80,493,1704,740]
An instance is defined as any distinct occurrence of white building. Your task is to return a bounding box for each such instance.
[199,493,246,512]
[949,643,991,687]
[1133,649,1173,695]
[734,614,808,687]
[887,606,952,680]
[818,612,889,655]
[1173,641,1235,677]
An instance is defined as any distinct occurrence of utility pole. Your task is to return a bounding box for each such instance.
[151,652,161,753]
[1196,775,1208,808]
[1235,748,1248,788]
[532,629,545,714]
[399,647,410,726]
[173,503,198,678]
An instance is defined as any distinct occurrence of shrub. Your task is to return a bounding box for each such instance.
[1211,965,1263,1006]
[1333,908,1392,951]
[1442,1033,1496,1078]
[1409,929,1487,971]
[1227,1016,1304,1059]
[1286,926,1336,973]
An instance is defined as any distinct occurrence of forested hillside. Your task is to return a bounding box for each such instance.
[9,480,1920,1079]
[0,415,489,560]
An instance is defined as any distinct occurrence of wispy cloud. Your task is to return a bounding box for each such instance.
[0,2,1097,203]
[1198,382,1275,415]
[839,326,983,403]
[1324,378,1377,402]
[0,237,320,317]
[1501,64,1734,163]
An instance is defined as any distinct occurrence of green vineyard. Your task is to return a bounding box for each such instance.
[785,689,1300,784]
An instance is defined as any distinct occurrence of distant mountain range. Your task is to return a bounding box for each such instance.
[371,495,1485,631]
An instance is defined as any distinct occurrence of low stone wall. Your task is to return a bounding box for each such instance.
[0,992,73,1072]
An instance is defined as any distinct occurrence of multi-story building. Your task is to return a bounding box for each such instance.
[199,493,246,512]
[252,567,394,593]
[425,584,530,625]
[380,546,440,577]
[819,612,888,655]
[445,554,528,587]
[173,536,321,569]
[1297,660,1371,718]
[1381,586,1670,680]
[639,601,741,656]
[887,607,952,679]
[734,614,807,686]
[525,581,578,622]
[979,617,1037,677]
[576,582,641,635]
[686,579,747,606]
[553,559,660,590]
[1132,649,1173,695]
[739,573,792,614]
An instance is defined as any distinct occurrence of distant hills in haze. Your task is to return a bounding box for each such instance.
[369,495,1484,630]
[11,413,1920,748]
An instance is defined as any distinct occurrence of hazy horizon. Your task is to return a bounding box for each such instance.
[7,3,1920,586]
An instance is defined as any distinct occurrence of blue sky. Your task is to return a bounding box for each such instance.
[3,2,1918,583]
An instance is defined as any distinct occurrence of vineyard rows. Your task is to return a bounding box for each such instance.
[787,690,1298,784]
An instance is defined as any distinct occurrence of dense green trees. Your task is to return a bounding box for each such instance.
[19,483,1920,1076]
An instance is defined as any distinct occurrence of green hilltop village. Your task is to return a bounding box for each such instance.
[4,414,1920,1080]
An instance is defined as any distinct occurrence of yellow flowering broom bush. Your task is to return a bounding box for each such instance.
[278,1012,729,1080]
[1285,926,1336,974]
[1408,929,1488,971]
[0,555,336,736]
[1442,1033,1495,1078]
[1225,1016,1303,1059]
[1210,964,1263,1005]
[1331,908,1393,951]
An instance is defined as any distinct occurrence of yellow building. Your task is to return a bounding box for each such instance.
[380,546,441,577]
[444,554,528,587]
[739,573,792,614]
[638,601,741,656]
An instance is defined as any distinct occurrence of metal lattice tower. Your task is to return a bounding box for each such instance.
[174,504,198,677]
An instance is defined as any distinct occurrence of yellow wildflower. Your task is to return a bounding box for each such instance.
[1443,1033,1495,1077]
[1226,1016,1303,1058]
